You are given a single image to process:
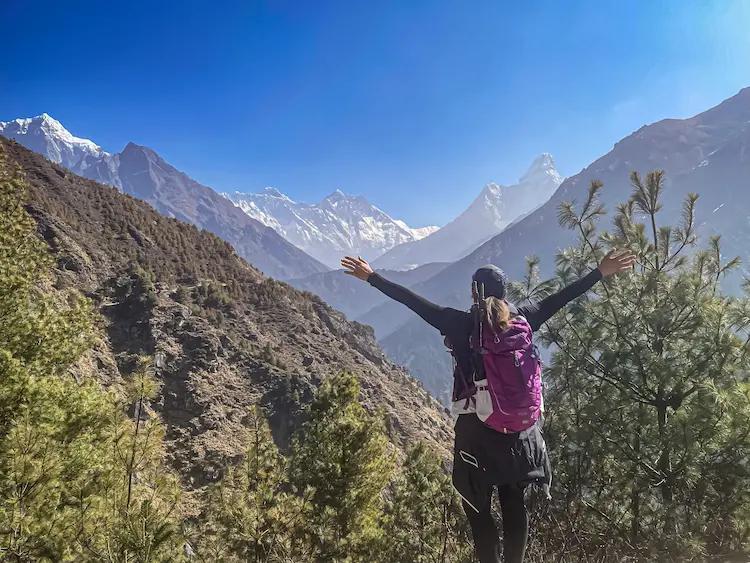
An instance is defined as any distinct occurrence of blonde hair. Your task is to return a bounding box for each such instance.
[485,296,511,333]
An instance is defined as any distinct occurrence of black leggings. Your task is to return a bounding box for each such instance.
[463,484,528,563]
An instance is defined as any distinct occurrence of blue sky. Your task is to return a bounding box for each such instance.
[2,1,749,226]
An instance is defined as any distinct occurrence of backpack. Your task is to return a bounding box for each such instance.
[469,282,543,433]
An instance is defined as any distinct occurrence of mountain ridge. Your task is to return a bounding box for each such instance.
[290,153,564,332]
[0,115,328,280]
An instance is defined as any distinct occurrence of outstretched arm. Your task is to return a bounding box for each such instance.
[341,256,452,333]
[519,249,636,331]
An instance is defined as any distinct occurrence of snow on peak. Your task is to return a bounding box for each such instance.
[0,113,124,189]
[228,187,435,268]
[0,113,110,174]
[479,182,503,199]
[263,187,286,197]
[39,112,57,124]
[519,153,562,185]
[323,188,357,205]
[394,219,439,240]
[1,113,106,155]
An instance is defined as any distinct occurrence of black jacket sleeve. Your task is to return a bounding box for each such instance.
[518,268,603,331]
[367,273,454,334]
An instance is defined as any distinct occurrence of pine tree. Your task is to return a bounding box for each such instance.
[90,359,184,562]
[288,372,394,561]
[0,143,111,559]
[199,406,304,562]
[379,443,472,563]
[536,171,750,560]
[0,145,184,561]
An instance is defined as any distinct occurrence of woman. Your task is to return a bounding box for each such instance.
[341,250,635,563]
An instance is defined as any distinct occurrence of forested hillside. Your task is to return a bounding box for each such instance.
[4,137,452,463]
[0,139,473,561]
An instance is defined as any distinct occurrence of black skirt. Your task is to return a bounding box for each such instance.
[451,414,551,513]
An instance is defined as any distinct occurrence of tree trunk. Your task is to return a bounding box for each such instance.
[631,422,641,545]
[656,402,675,536]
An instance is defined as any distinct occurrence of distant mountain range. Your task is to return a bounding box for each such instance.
[0,114,327,280]
[372,86,750,403]
[225,188,437,268]
[8,85,745,409]
[286,154,562,321]
[224,155,561,272]
[373,154,563,270]
[0,113,563,290]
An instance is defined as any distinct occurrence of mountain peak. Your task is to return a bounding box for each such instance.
[4,112,60,128]
[1,113,102,149]
[121,141,160,161]
[324,188,347,201]
[258,186,294,203]
[323,189,372,207]
[519,153,562,184]
[0,113,108,167]
[263,186,285,197]
[37,114,85,143]
[373,154,562,270]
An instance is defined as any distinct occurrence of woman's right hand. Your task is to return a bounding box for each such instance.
[598,248,636,277]
[341,256,374,281]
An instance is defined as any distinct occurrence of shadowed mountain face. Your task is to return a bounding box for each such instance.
[373,87,750,402]
[0,115,328,281]
[3,138,453,492]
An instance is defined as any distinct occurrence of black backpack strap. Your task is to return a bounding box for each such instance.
[470,282,487,382]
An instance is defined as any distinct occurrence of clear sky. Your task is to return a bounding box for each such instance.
[2,1,749,226]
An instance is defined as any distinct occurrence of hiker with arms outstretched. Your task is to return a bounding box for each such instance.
[341,250,635,563]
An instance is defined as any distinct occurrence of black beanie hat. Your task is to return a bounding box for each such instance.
[472,264,508,299]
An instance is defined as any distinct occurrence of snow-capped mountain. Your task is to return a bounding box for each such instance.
[372,154,563,270]
[0,114,123,188]
[225,188,438,268]
[0,113,103,166]
[0,114,328,280]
